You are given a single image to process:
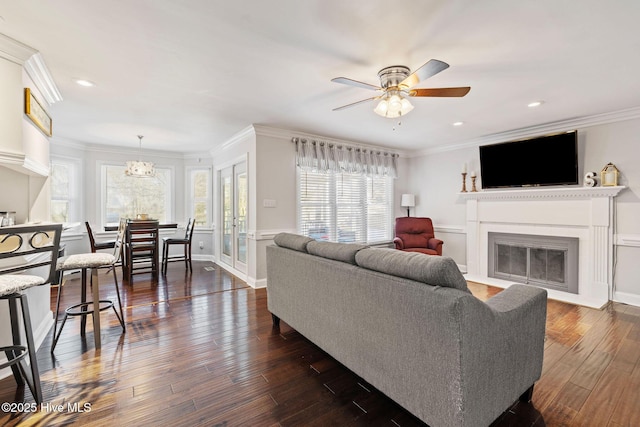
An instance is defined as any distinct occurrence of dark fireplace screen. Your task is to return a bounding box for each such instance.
[489,233,579,294]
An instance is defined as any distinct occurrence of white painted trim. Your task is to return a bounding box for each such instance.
[434,225,466,234]
[251,278,267,289]
[460,186,625,201]
[613,291,640,307]
[247,229,296,241]
[215,261,247,284]
[24,53,62,105]
[0,151,49,177]
[192,255,215,262]
[414,106,640,156]
[616,234,640,247]
[0,32,37,65]
[465,274,609,309]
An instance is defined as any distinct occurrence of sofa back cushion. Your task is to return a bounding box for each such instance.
[355,248,470,293]
[307,240,369,265]
[273,233,314,252]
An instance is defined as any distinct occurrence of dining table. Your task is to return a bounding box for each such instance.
[103,222,177,232]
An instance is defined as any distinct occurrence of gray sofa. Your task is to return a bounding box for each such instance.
[266,233,548,427]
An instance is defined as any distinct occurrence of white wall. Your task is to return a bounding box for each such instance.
[213,125,408,287]
[50,140,214,259]
[406,117,640,306]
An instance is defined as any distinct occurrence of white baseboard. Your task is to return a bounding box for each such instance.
[613,291,640,307]
[192,254,215,262]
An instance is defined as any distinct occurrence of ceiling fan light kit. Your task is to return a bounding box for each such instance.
[332,59,470,119]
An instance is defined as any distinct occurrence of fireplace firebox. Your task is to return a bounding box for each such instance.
[488,232,579,294]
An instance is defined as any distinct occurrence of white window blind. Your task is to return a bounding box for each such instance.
[297,170,393,244]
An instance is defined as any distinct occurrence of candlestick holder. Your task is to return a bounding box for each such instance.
[471,175,477,192]
[461,172,467,193]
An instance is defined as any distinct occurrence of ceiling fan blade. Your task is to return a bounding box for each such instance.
[332,96,380,111]
[399,59,450,89]
[331,77,381,91]
[409,87,471,97]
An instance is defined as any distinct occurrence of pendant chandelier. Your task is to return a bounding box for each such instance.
[125,135,155,177]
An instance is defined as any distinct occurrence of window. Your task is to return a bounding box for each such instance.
[50,157,81,223]
[297,170,393,244]
[101,164,172,225]
[188,167,211,227]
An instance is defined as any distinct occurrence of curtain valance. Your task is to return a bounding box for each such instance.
[293,137,398,178]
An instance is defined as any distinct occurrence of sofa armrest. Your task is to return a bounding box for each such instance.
[459,284,547,415]
[393,237,404,250]
[484,283,547,315]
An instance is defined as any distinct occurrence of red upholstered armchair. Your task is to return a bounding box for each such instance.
[393,217,443,256]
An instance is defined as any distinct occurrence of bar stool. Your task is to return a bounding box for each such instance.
[162,218,195,274]
[51,220,126,352]
[85,221,115,252]
[0,224,62,404]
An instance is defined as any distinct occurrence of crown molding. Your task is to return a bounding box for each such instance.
[24,53,62,105]
[415,106,640,157]
[0,32,37,65]
[50,137,187,160]
[0,150,49,176]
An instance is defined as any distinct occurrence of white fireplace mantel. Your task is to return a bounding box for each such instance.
[460,185,625,200]
[463,185,625,308]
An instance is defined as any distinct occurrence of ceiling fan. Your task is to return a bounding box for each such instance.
[331,59,470,118]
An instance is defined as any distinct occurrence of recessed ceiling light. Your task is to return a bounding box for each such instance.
[528,101,543,108]
[453,121,464,126]
[75,79,95,87]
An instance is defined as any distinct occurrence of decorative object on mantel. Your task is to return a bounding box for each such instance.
[125,135,155,177]
[601,163,619,186]
[24,88,52,137]
[470,171,478,192]
[461,163,468,193]
[400,194,415,217]
[584,172,598,187]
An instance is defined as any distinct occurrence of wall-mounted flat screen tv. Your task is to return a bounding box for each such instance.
[479,131,578,189]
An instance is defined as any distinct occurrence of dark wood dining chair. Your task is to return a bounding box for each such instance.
[161,218,196,274]
[124,219,159,282]
[85,221,115,252]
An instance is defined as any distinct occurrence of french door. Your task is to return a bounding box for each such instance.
[220,161,247,273]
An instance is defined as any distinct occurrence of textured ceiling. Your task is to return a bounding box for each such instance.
[1,0,640,153]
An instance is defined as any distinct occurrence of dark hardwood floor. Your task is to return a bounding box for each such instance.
[1,262,639,426]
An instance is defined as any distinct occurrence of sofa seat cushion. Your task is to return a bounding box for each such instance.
[355,248,470,293]
[274,233,314,252]
[307,240,369,265]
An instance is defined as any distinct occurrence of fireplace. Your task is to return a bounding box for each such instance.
[462,186,624,308]
[488,232,579,294]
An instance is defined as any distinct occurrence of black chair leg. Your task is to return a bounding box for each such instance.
[7,297,24,386]
[8,295,43,403]
[52,272,64,344]
[112,269,126,332]
[19,294,42,404]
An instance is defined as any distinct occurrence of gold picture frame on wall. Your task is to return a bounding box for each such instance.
[24,88,52,137]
